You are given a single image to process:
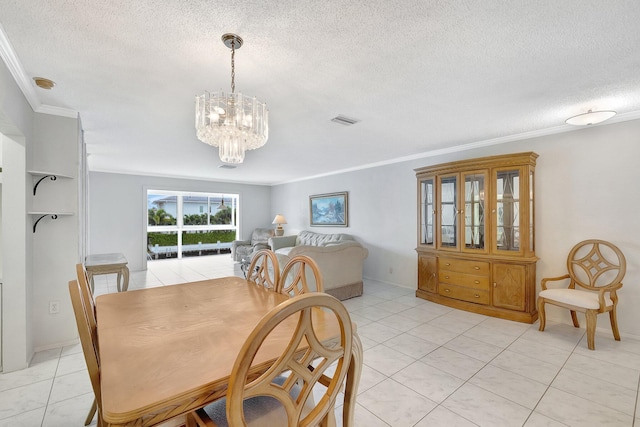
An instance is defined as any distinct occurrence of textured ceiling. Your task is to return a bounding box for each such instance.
[1,0,640,184]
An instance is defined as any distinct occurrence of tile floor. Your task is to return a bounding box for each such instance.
[1,254,639,426]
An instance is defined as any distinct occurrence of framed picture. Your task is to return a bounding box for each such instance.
[309,192,348,227]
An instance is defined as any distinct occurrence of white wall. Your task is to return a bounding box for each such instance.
[272,119,640,337]
[89,172,272,271]
[0,56,34,371]
[30,113,80,351]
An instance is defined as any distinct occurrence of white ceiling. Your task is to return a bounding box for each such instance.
[1,1,640,185]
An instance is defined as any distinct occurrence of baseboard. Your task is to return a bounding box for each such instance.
[362,275,413,290]
[33,338,80,355]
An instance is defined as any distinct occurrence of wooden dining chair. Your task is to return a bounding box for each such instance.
[246,249,280,290]
[69,280,104,427]
[538,239,626,350]
[74,264,100,425]
[193,292,355,426]
[277,255,324,297]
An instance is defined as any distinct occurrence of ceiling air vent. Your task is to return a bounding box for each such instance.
[331,115,360,126]
[219,164,237,169]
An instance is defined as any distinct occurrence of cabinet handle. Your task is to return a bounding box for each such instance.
[445,276,450,279]
[431,273,436,277]
[493,282,497,288]
[445,263,451,266]
[474,280,480,284]
[444,288,450,293]
[474,294,480,298]
[492,209,496,213]
[474,266,480,270]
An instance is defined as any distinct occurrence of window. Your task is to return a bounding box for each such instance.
[147,190,239,259]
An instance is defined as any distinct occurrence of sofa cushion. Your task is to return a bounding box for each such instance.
[295,230,353,247]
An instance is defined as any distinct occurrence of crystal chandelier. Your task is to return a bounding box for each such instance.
[195,33,268,164]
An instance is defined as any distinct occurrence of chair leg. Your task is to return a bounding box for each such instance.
[585,310,597,350]
[85,398,97,426]
[570,310,580,328]
[610,308,621,341]
[537,298,546,331]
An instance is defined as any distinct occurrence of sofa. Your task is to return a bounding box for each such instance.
[231,228,275,262]
[269,230,368,300]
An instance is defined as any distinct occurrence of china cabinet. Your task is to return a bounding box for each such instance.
[415,152,538,323]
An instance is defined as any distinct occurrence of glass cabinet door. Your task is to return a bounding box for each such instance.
[495,168,521,253]
[438,175,458,249]
[420,177,435,246]
[462,171,487,252]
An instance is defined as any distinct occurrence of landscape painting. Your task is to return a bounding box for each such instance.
[310,192,348,226]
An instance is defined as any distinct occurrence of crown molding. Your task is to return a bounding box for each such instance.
[278,111,640,185]
[0,22,78,119]
[36,104,78,118]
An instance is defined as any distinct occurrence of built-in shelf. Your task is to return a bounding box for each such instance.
[27,170,73,195]
[28,212,73,233]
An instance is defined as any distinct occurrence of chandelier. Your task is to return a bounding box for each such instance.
[195,33,268,164]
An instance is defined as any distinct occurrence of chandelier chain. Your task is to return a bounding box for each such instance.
[231,40,235,94]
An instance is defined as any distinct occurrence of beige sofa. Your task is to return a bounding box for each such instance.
[269,230,368,300]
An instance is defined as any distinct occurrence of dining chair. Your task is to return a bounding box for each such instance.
[74,264,100,425]
[246,249,280,290]
[193,292,355,426]
[538,239,626,350]
[69,280,104,427]
[278,255,324,296]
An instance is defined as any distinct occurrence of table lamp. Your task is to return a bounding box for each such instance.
[272,214,287,236]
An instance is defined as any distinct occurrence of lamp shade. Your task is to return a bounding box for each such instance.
[566,110,616,126]
[272,214,287,225]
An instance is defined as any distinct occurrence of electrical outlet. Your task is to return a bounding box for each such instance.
[49,301,60,314]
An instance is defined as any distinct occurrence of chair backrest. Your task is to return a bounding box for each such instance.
[76,263,97,333]
[226,293,353,426]
[68,280,102,406]
[251,228,275,245]
[567,239,626,290]
[247,249,280,290]
[278,255,324,296]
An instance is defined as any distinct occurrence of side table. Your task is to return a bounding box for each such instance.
[85,253,130,292]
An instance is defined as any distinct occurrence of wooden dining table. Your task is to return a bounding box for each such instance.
[96,276,362,427]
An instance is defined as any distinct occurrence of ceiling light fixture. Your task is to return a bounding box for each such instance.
[217,195,228,210]
[565,109,616,126]
[195,33,269,164]
[33,77,55,90]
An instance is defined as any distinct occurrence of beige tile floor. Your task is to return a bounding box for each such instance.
[1,254,639,426]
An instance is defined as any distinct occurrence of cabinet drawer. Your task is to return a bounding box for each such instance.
[439,271,490,290]
[439,283,490,305]
[439,257,490,275]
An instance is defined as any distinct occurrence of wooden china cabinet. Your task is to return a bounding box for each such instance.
[415,152,538,323]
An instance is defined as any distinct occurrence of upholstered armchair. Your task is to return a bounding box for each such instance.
[231,228,275,262]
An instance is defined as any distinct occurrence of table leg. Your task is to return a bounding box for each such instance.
[343,332,363,426]
[119,266,130,292]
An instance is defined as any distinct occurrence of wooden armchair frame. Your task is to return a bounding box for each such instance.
[247,249,280,290]
[194,293,354,426]
[537,239,626,350]
[278,255,324,296]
